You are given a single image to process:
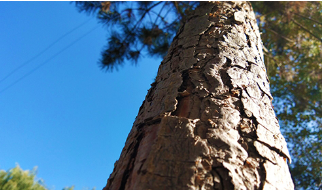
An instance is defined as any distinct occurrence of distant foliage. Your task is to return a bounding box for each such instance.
[0,165,78,190]
[75,1,322,189]
[62,185,75,190]
[0,165,46,190]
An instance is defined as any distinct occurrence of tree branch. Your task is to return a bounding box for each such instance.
[133,1,163,32]
[292,12,322,26]
[172,1,185,21]
[152,5,173,28]
[122,1,163,43]
[263,51,278,63]
[266,28,295,43]
[291,18,322,43]
[151,2,168,28]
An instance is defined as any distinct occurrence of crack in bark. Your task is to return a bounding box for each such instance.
[258,158,267,189]
[212,167,224,190]
[256,81,273,99]
[119,130,144,190]
[256,139,291,162]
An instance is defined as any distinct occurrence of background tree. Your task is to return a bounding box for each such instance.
[0,165,76,190]
[0,165,46,190]
[75,1,321,189]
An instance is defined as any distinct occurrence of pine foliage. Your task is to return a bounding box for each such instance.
[74,1,198,71]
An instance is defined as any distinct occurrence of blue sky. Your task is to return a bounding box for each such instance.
[0,1,161,189]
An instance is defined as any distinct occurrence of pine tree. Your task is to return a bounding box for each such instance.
[102,2,294,189]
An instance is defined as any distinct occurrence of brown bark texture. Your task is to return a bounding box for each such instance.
[104,1,294,190]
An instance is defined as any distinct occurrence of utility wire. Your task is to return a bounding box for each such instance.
[0,25,100,94]
[0,17,93,84]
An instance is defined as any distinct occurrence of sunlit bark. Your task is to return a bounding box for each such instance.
[104,1,294,189]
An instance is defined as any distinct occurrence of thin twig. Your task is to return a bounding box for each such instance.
[172,1,185,20]
[266,28,295,43]
[132,2,163,32]
[263,52,278,63]
[147,12,153,24]
[291,18,322,43]
[155,5,173,27]
[292,12,322,26]
[262,44,269,53]
[122,1,163,43]
[150,10,167,26]
[152,2,168,29]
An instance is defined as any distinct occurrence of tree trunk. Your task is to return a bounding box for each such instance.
[104,1,294,190]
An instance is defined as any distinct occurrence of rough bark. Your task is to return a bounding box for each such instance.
[104,1,294,190]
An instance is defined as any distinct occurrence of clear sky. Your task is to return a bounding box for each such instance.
[0,1,162,189]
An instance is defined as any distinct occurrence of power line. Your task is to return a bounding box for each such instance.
[0,25,100,94]
[0,17,93,84]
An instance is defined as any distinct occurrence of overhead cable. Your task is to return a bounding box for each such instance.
[0,25,100,94]
[0,17,93,84]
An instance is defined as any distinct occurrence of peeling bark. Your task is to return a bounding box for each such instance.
[104,1,294,190]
